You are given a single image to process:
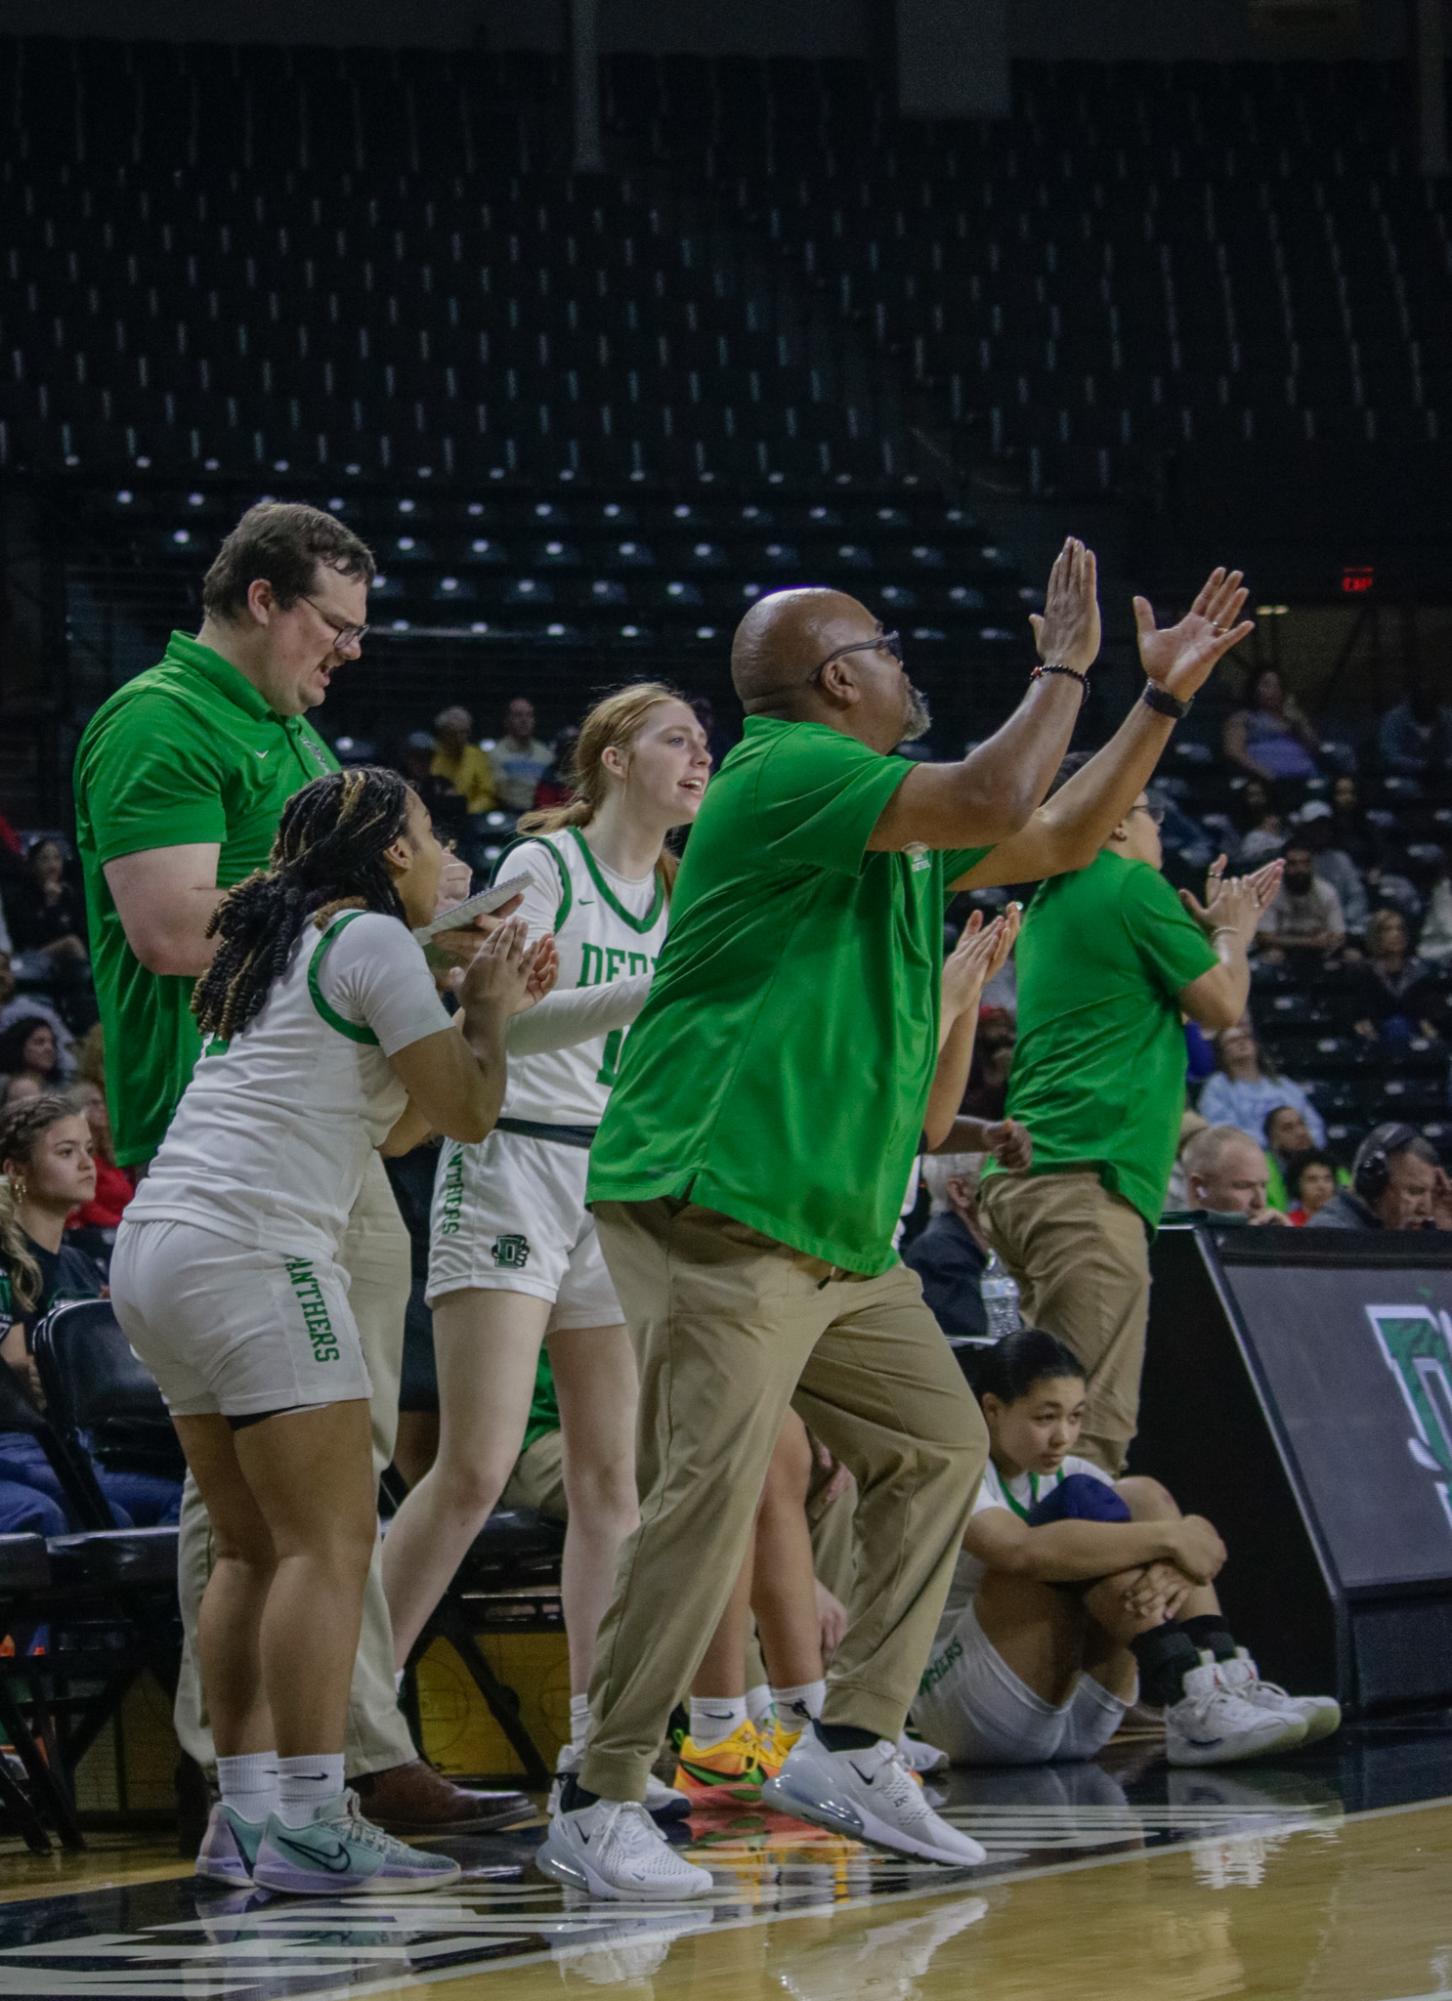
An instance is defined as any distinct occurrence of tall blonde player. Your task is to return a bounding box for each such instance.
[381,686,711,1808]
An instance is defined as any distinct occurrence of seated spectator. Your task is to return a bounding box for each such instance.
[398,732,471,851]
[1308,1124,1441,1231]
[1197,1024,1326,1150]
[1228,776,1288,868]
[1296,801,1368,935]
[0,1094,180,1529]
[0,951,74,1073]
[1378,677,1452,777]
[1329,774,1381,872]
[67,1080,136,1235]
[1281,1148,1344,1226]
[911,1330,1337,1767]
[532,724,582,812]
[1417,847,1452,967]
[487,696,553,812]
[2,1073,42,1109]
[429,706,497,816]
[1163,1109,1210,1213]
[963,1007,1016,1123]
[2,837,88,969]
[904,1153,991,1338]
[1255,840,1346,965]
[1181,1124,1288,1224]
[1223,669,1321,784]
[1351,908,1441,1045]
[0,1015,65,1096]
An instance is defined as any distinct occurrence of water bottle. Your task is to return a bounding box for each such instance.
[979,1250,1022,1340]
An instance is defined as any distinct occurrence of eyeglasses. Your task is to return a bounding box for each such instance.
[299,593,369,651]
[1131,802,1166,828]
[747,629,903,704]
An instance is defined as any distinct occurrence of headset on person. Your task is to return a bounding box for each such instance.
[1353,1122,1421,1202]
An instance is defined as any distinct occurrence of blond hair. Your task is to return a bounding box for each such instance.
[516,682,689,892]
[0,1093,80,1313]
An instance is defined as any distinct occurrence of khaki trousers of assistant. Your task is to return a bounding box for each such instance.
[502,1429,566,1521]
[173,1153,417,1780]
[581,1198,986,1802]
[977,1169,1151,1477]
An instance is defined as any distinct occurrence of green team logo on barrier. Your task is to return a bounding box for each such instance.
[1366,1306,1452,1530]
[492,1234,531,1270]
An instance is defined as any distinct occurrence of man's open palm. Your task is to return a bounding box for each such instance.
[1134,566,1254,701]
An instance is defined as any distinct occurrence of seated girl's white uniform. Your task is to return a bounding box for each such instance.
[911,1455,1132,1766]
[111,910,450,1421]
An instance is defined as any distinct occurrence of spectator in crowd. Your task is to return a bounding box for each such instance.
[2,1074,42,1109]
[1255,839,1346,965]
[398,733,471,852]
[1282,1148,1342,1225]
[1182,1124,1287,1224]
[963,1007,1016,1123]
[1329,774,1380,872]
[531,724,581,812]
[1351,908,1441,1045]
[1229,777,1288,867]
[3,838,88,969]
[905,1154,991,1339]
[1197,1024,1326,1149]
[1378,676,1452,777]
[1296,801,1368,935]
[487,696,553,811]
[1223,668,1321,783]
[0,950,75,1073]
[1418,847,1452,966]
[67,1079,136,1234]
[0,1094,180,1531]
[1309,1124,1441,1230]
[0,1016,65,1096]
[429,706,497,816]
[1164,1109,1211,1212]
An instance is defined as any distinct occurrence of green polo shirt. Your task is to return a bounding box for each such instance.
[982,848,1218,1230]
[73,632,338,1165]
[586,717,991,1274]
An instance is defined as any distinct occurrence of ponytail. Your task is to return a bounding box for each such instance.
[192,765,412,1042]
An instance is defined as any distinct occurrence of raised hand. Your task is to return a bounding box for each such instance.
[454,917,537,1019]
[1179,857,1281,945]
[1133,566,1254,702]
[522,935,559,1008]
[427,890,526,970]
[941,903,1021,1016]
[1029,537,1100,674]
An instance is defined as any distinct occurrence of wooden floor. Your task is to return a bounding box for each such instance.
[5,1722,1452,2001]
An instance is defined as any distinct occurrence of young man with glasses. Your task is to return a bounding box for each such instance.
[541,548,1263,1898]
[74,501,531,1842]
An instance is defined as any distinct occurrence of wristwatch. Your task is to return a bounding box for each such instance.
[1142,684,1192,720]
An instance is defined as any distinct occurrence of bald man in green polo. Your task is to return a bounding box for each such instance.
[537,546,1254,1900]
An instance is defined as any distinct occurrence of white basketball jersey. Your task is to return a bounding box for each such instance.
[498,828,670,1126]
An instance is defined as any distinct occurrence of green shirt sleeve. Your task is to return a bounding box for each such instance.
[943,844,995,885]
[752,728,913,876]
[1119,864,1219,998]
[79,693,228,864]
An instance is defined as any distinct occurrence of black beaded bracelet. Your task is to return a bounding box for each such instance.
[1141,683,1193,721]
[1030,661,1090,704]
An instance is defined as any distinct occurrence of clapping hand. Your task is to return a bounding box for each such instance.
[1179,853,1282,944]
[942,904,1021,1018]
[1133,566,1255,703]
[1029,537,1100,674]
[453,919,552,1019]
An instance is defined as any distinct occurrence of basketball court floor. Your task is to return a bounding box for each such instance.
[4,1717,1451,2001]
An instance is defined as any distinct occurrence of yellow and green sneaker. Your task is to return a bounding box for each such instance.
[673,1721,767,1806]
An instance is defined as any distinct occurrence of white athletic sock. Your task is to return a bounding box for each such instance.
[689,1695,747,1749]
[745,1683,774,1728]
[569,1692,592,1752]
[772,1680,826,1727]
[216,1752,278,1822]
[276,1753,346,1828]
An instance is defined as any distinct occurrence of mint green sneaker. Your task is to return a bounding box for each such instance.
[195,1801,267,1886]
[252,1790,462,1897]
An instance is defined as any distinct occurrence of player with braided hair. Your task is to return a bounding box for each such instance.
[110,768,555,1897]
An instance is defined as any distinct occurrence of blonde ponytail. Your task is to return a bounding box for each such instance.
[516,682,688,893]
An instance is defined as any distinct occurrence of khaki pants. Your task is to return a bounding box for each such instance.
[502,1430,566,1521]
[581,1199,985,1802]
[977,1169,1151,1476]
[174,1154,416,1780]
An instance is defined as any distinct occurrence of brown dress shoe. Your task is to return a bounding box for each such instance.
[353,1759,535,1833]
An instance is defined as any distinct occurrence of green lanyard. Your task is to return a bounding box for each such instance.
[998,1466,1064,1522]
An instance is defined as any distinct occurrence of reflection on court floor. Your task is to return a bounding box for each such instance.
[0,1725,1440,2001]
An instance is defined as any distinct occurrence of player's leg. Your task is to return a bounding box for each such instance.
[379,1287,548,1666]
[912,1575,1089,1767]
[675,1526,767,1806]
[751,1410,831,1764]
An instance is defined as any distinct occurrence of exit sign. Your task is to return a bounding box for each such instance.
[1341,566,1375,594]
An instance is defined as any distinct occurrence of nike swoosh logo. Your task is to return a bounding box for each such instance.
[273,1831,353,1872]
[254,748,270,759]
[849,1760,880,1786]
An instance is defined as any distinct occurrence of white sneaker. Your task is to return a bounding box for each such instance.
[1165,1661,1308,1767]
[550,1744,692,1824]
[536,1798,714,1902]
[1216,1651,1342,1746]
[897,1731,949,1776]
[763,1731,986,1867]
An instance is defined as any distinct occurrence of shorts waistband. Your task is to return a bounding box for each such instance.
[496,1116,599,1150]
